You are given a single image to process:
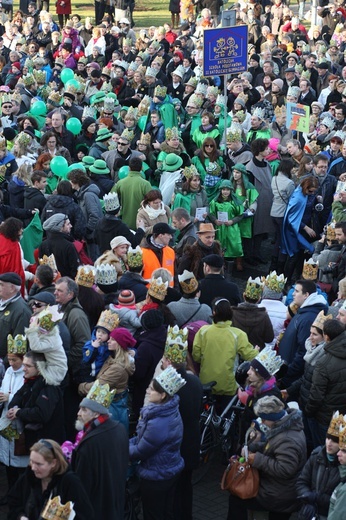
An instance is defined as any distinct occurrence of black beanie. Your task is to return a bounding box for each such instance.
[82,117,96,131]
[250,53,260,63]
[140,309,164,330]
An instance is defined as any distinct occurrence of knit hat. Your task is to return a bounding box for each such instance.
[254,395,286,422]
[117,290,135,306]
[12,61,21,70]
[140,309,164,330]
[80,380,115,414]
[109,327,136,349]
[82,117,96,131]
[42,213,68,232]
[272,78,284,90]
[250,53,260,63]
[110,236,131,250]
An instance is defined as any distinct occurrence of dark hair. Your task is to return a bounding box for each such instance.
[18,115,39,131]
[335,221,346,234]
[171,207,190,221]
[212,297,232,323]
[335,103,346,117]
[201,110,215,125]
[31,171,47,184]
[56,276,79,298]
[25,350,46,365]
[142,189,162,205]
[57,180,73,196]
[276,159,294,178]
[67,169,90,187]
[40,131,61,148]
[300,175,319,195]
[323,319,345,340]
[0,217,23,241]
[297,155,313,178]
[198,137,219,163]
[35,264,54,286]
[313,153,329,166]
[295,279,317,295]
[152,378,171,402]
[77,286,105,330]
[251,138,269,156]
[129,157,143,172]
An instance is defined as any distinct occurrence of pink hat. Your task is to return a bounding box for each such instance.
[109,327,136,349]
[87,61,101,70]
[269,137,280,152]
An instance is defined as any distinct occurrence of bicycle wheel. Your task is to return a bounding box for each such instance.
[192,414,217,485]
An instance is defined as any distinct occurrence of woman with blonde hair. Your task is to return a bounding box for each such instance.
[8,439,93,520]
[8,163,32,208]
[85,27,106,57]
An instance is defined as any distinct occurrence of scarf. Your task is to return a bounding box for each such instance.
[245,376,277,397]
[303,338,326,365]
[150,236,165,249]
[80,413,109,442]
[139,301,159,315]
[143,202,166,220]
[0,292,21,312]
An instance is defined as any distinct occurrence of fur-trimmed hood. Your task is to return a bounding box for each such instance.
[265,408,304,440]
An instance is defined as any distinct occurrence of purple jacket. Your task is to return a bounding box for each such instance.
[64,54,77,70]
[61,27,81,53]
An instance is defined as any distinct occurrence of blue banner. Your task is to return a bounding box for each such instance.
[203,26,248,77]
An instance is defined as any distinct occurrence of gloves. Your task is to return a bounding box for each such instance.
[298,491,318,505]
[297,503,317,520]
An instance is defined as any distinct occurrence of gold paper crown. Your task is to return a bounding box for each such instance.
[302,258,318,280]
[48,91,62,105]
[33,69,46,83]
[326,221,336,241]
[295,63,304,75]
[153,56,164,66]
[253,346,284,376]
[301,69,311,80]
[96,309,120,332]
[7,334,27,355]
[39,85,52,101]
[11,93,22,106]
[154,85,167,98]
[126,106,138,120]
[274,105,286,117]
[178,270,199,294]
[86,379,116,409]
[164,325,188,363]
[226,123,242,143]
[137,95,151,116]
[244,276,263,301]
[138,132,151,146]
[123,37,132,47]
[121,128,134,142]
[165,127,179,141]
[262,271,286,293]
[75,266,95,288]
[236,91,248,104]
[65,83,77,95]
[234,110,246,123]
[304,140,321,155]
[340,417,346,449]
[16,132,31,148]
[23,73,36,87]
[148,276,168,301]
[127,246,143,268]
[183,164,199,179]
[188,93,203,108]
[207,86,219,97]
[312,310,332,331]
[37,306,64,332]
[41,494,74,520]
[39,254,58,271]
[1,93,12,105]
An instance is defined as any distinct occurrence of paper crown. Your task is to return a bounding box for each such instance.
[41,495,75,520]
[312,310,332,331]
[40,85,52,101]
[96,309,119,332]
[103,192,120,212]
[123,37,132,47]
[234,110,246,123]
[195,82,208,96]
[85,379,116,409]
[206,162,221,176]
[164,325,188,363]
[37,305,64,332]
[226,123,242,143]
[127,246,143,268]
[287,86,300,98]
[145,66,158,78]
[153,56,164,66]
[22,73,36,87]
[137,95,151,116]
[11,92,22,106]
[148,276,168,301]
[300,69,311,80]
[302,258,319,280]
[121,128,134,142]
[82,105,97,119]
[16,132,31,148]
[207,86,219,98]
[178,270,199,294]
[0,136,6,150]
[0,93,12,105]
[236,91,248,104]
[126,106,138,120]
[39,254,58,271]
[244,276,263,300]
[128,61,139,72]
[274,105,286,117]
[188,93,203,108]
[183,164,199,179]
[33,69,46,83]
[138,132,151,146]
[185,77,198,88]
[154,85,167,98]
[48,91,62,105]
[173,65,185,78]
[320,116,335,130]
[215,94,227,107]
[65,83,77,96]
[75,266,95,288]
[95,263,118,285]
[252,107,265,120]
[165,127,179,141]
[263,271,286,293]
[304,140,321,155]
[252,346,284,377]
[339,415,346,449]
[295,63,304,75]
[7,334,27,355]
[155,366,186,396]
[327,410,344,439]
[326,221,336,241]
[114,59,128,71]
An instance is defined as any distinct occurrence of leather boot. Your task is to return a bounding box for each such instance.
[235,257,243,272]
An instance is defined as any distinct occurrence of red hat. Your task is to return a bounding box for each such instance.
[173,50,183,61]
[109,327,136,349]
[12,61,21,70]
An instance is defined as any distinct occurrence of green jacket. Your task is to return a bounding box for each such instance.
[192,321,257,395]
[328,466,346,520]
[332,200,346,222]
[113,171,152,230]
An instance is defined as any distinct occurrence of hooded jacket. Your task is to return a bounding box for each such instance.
[94,214,145,254]
[231,303,274,350]
[39,231,80,279]
[75,183,103,239]
[279,292,328,387]
[41,194,86,240]
[328,465,346,520]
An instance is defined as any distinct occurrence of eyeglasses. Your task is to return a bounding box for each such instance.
[205,144,214,148]
[32,301,45,308]
[118,142,128,146]
[2,105,11,109]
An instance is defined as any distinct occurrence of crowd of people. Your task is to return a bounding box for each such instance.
[0,0,346,518]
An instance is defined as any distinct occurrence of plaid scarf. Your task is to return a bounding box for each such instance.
[80,413,110,442]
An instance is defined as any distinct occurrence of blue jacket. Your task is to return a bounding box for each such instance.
[82,329,110,378]
[282,186,314,257]
[129,394,184,480]
[279,293,328,387]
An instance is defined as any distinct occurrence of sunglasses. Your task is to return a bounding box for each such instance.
[32,301,45,308]
[118,142,128,146]
[205,144,214,148]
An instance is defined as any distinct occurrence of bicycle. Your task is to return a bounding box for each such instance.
[192,381,244,485]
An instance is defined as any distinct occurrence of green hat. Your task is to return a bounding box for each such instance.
[82,155,96,167]
[90,91,106,106]
[231,163,248,176]
[163,153,183,172]
[220,179,233,190]
[89,159,110,175]
[95,128,113,142]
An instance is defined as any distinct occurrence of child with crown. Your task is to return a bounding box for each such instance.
[129,366,186,520]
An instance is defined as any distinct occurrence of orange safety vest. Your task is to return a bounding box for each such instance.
[142,246,175,286]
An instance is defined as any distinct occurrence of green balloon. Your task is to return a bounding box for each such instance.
[50,156,68,178]
[65,79,80,90]
[118,166,129,179]
[67,163,86,173]
[60,68,74,84]
[66,117,82,136]
[31,101,47,116]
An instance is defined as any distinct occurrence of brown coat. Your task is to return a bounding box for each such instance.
[78,355,135,396]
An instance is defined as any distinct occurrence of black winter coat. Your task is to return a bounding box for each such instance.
[38,231,80,279]
[71,418,128,520]
[23,187,47,214]
[41,195,87,240]
[94,214,145,253]
[296,446,340,517]
[117,271,148,302]
[9,376,65,450]
[305,331,346,426]
[199,273,242,308]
